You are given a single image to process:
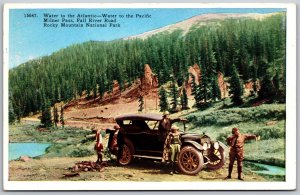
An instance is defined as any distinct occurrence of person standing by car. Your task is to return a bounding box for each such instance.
[159,111,183,140]
[164,125,182,175]
[94,128,104,164]
[106,124,120,160]
[158,111,171,138]
[226,127,260,180]
[116,124,124,163]
[108,125,120,152]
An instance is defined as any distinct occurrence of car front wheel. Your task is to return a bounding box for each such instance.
[178,146,204,175]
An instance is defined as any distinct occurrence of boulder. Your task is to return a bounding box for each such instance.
[19,156,32,162]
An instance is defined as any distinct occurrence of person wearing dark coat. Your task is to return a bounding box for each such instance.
[158,111,172,140]
[226,127,260,180]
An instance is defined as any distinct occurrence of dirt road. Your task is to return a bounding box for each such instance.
[9,155,266,182]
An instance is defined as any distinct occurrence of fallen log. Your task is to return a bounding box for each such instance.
[63,173,80,177]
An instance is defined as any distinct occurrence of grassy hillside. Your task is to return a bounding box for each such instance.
[182,103,285,167]
[11,102,285,168]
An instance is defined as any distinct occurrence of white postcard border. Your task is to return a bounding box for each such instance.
[3,3,297,191]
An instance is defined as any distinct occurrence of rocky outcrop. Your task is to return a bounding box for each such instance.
[244,79,261,90]
[186,64,201,96]
[218,72,229,99]
[141,64,158,91]
[188,63,201,85]
[244,79,261,96]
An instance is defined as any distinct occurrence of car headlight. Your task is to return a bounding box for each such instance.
[213,142,219,150]
[203,142,208,150]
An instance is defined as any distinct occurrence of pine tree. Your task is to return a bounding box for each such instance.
[196,67,212,109]
[229,64,244,105]
[53,105,59,128]
[159,87,169,112]
[190,73,203,108]
[190,74,197,97]
[9,99,16,124]
[60,105,65,128]
[258,72,276,101]
[138,96,144,112]
[170,78,178,113]
[97,76,106,99]
[92,84,97,99]
[250,61,258,95]
[41,100,52,128]
[211,75,221,102]
[180,87,188,110]
[14,100,22,122]
[198,68,209,103]
[273,71,280,97]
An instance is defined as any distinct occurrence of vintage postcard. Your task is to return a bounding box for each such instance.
[3,3,296,190]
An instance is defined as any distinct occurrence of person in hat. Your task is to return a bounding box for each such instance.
[159,111,184,140]
[164,124,182,175]
[226,127,260,180]
[158,111,172,140]
[94,127,104,164]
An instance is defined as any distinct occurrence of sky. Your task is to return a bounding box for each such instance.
[8,8,285,68]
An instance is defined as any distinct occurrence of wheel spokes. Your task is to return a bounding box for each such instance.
[181,151,199,171]
[120,146,130,163]
[209,150,222,165]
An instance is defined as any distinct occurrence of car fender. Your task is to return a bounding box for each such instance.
[218,141,228,159]
[211,141,227,152]
[218,141,228,151]
[182,140,204,151]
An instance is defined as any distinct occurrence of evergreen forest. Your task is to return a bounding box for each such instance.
[9,13,286,120]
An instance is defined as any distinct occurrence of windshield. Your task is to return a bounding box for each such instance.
[146,120,159,130]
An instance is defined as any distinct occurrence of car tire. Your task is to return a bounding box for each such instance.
[178,146,204,175]
[206,146,225,170]
[118,139,134,166]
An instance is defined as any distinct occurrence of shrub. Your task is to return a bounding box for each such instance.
[247,126,285,140]
[216,132,230,143]
[69,147,94,157]
[187,104,285,127]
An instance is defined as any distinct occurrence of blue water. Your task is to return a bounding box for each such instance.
[250,162,285,176]
[9,143,51,161]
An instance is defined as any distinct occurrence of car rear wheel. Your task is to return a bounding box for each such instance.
[206,146,225,170]
[178,146,204,175]
[118,139,134,166]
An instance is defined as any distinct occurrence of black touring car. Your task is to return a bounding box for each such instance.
[106,113,226,175]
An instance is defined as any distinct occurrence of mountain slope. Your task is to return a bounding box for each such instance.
[124,13,278,40]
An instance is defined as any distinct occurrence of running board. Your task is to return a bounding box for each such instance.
[133,155,162,160]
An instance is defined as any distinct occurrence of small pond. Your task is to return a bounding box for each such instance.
[9,143,51,161]
[247,162,285,176]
